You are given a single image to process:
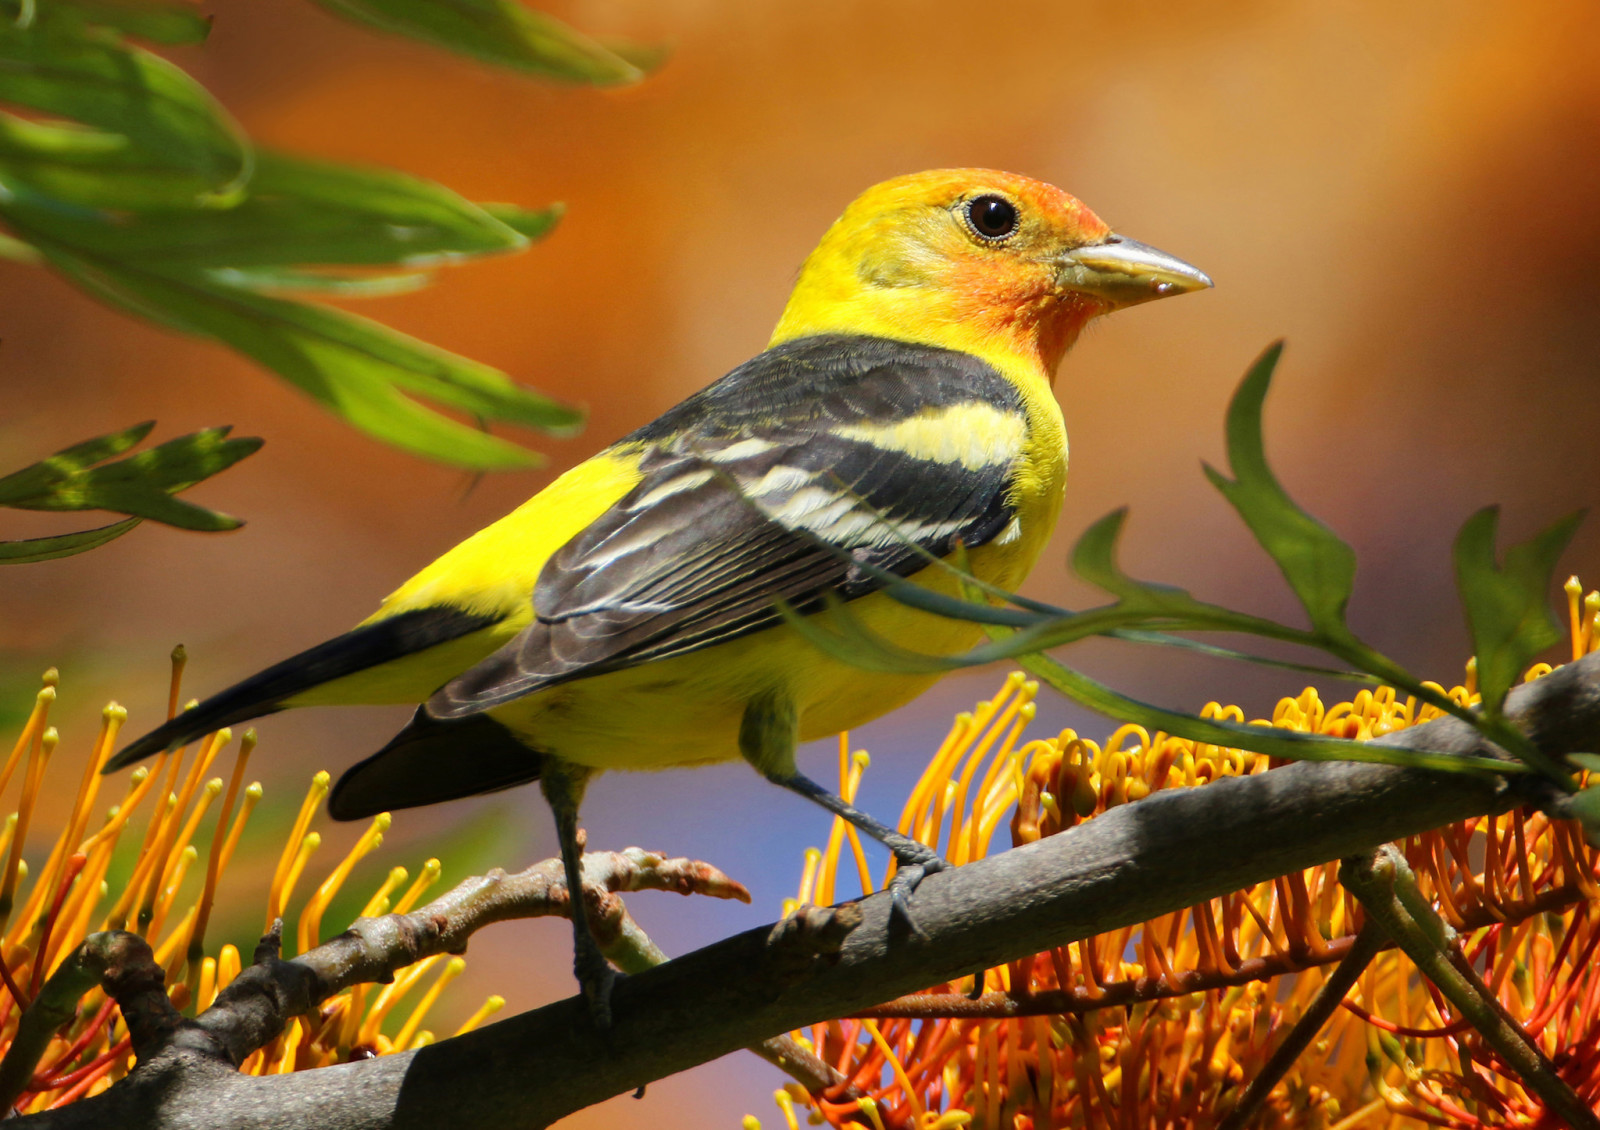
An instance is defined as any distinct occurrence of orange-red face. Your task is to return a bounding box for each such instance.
[773,169,1210,378]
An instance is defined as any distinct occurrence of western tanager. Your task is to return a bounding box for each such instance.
[111,169,1209,1021]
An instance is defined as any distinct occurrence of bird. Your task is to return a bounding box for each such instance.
[108,169,1210,1024]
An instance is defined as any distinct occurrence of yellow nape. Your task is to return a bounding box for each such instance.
[284,450,647,709]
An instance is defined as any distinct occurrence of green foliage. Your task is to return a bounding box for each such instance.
[1453,505,1583,721]
[786,341,1586,803]
[0,0,619,470]
[309,0,661,85]
[1014,650,1518,777]
[0,421,260,563]
[1203,342,1357,644]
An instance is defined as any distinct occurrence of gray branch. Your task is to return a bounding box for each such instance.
[19,652,1600,1130]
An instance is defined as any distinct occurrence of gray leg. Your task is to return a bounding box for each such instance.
[539,760,616,1029]
[739,693,948,934]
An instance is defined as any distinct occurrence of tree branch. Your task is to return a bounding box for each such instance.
[19,652,1600,1130]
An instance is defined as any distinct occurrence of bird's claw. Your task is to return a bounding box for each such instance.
[575,940,621,1032]
[887,846,950,939]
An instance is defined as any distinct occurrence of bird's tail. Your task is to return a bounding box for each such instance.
[105,606,499,773]
[328,709,543,820]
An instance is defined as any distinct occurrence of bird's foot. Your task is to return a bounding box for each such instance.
[574,931,621,1032]
[886,842,950,939]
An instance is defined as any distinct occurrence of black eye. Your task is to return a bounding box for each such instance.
[966,195,1019,241]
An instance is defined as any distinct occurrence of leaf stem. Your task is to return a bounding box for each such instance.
[1341,846,1599,1130]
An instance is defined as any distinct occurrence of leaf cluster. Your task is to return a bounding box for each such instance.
[785,343,1593,821]
[0,0,661,469]
[0,421,260,562]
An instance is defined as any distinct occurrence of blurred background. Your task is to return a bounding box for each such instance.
[2,0,1598,1122]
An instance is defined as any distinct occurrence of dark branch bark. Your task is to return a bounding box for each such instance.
[18,652,1600,1130]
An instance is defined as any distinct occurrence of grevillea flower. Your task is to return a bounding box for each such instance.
[747,579,1600,1130]
[0,650,501,1113]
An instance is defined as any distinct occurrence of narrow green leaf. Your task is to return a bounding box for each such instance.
[1453,505,1584,718]
[1070,507,1305,643]
[43,427,261,530]
[1568,753,1600,773]
[0,421,154,504]
[309,0,651,86]
[481,201,563,242]
[1564,785,1600,847]
[1014,649,1522,777]
[41,247,578,469]
[28,0,212,46]
[1204,342,1358,641]
[6,152,533,269]
[202,266,436,298]
[0,517,141,563]
[0,231,40,263]
[1073,508,1198,612]
[0,111,205,210]
[0,425,260,530]
[0,22,248,202]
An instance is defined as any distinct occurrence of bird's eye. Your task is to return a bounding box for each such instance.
[965,195,1019,241]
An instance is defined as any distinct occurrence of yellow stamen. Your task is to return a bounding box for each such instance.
[0,683,54,805]
[359,954,443,1046]
[186,730,257,997]
[297,813,389,954]
[267,772,330,931]
[0,725,55,938]
[270,832,322,935]
[391,858,441,915]
[452,995,505,1037]
[360,866,409,920]
[391,956,464,1050]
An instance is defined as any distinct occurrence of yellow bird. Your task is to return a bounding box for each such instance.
[110,169,1210,1021]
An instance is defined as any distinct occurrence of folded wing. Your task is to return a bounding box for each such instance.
[430,334,1029,719]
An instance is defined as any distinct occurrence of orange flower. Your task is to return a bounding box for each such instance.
[0,651,499,1113]
[750,580,1600,1130]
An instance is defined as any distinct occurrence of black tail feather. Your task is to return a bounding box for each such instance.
[328,709,543,821]
[105,607,499,773]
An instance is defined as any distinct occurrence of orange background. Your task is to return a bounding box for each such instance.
[2,1,1599,1124]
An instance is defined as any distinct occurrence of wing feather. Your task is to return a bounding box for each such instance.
[430,335,1028,718]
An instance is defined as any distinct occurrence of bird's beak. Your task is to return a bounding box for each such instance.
[1056,235,1213,308]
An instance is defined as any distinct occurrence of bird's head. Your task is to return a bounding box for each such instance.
[771,169,1211,381]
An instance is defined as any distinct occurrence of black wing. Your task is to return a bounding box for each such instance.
[430,334,1029,718]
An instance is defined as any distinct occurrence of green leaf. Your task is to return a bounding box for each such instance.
[308,0,653,85]
[6,151,535,269]
[1565,785,1600,848]
[0,517,141,563]
[0,21,248,203]
[0,420,154,503]
[1074,508,1210,616]
[1014,649,1522,777]
[0,111,227,211]
[1453,505,1584,718]
[1070,507,1304,643]
[1203,341,1358,641]
[1568,753,1600,774]
[0,424,260,530]
[481,201,563,242]
[41,247,579,469]
[201,266,436,298]
[26,0,212,46]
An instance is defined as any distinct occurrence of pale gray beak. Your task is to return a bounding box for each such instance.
[1058,235,1213,308]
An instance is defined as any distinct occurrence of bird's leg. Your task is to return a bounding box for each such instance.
[539,760,616,1029]
[739,693,947,936]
